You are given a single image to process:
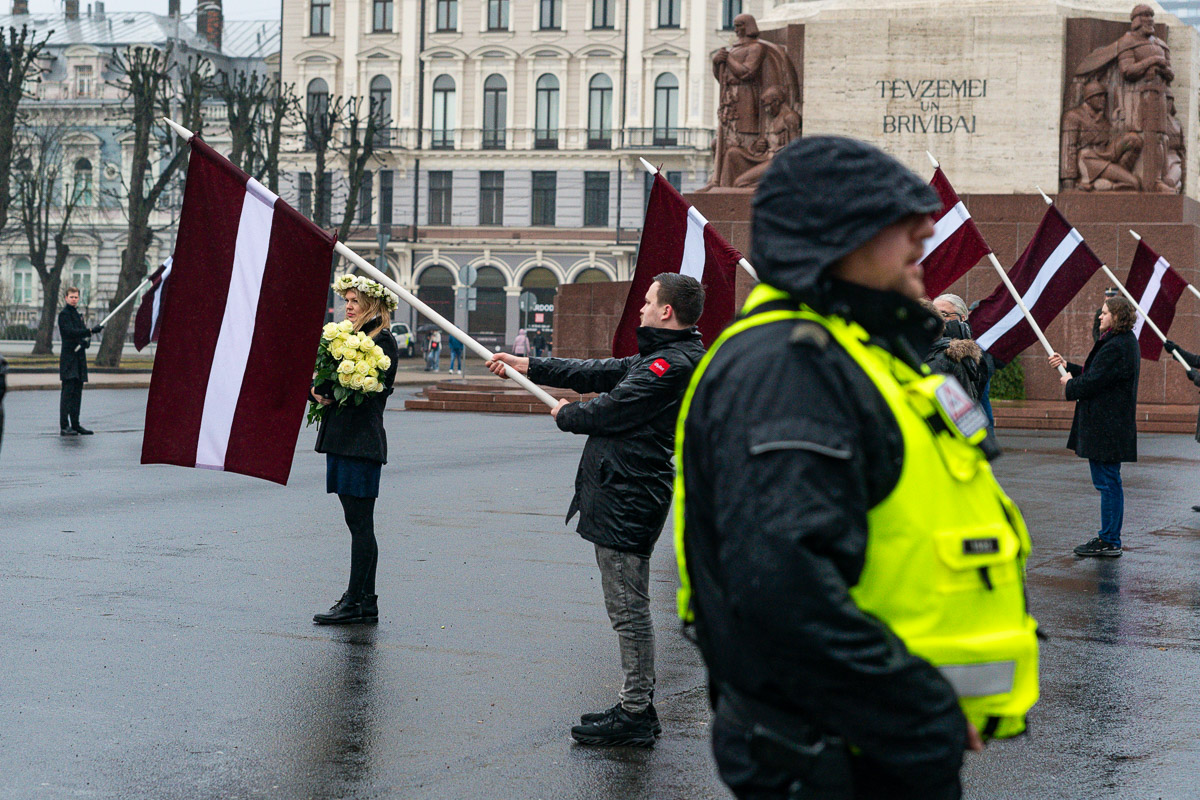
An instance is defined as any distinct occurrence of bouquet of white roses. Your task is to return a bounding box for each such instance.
[307,319,393,426]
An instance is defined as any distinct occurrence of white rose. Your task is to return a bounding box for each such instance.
[337,360,356,375]
[362,376,379,393]
[355,360,370,376]
[338,373,352,387]
[377,355,391,372]
[322,322,338,340]
[350,372,366,390]
[338,320,354,333]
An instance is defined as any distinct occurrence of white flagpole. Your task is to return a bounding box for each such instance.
[638,157,758,281]
[162,118,559,410]
[97,277,153,328]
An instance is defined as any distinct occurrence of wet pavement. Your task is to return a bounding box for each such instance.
[3,388,1200,799]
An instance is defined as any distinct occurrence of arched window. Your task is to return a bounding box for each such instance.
[587,74,613,149]
[73,157,93,206]
[653,73,679,146]
[534,74,559,150]
[520,266,558,338]
[482,74,507,150]
[470,266,507,339]
[12,257,33,305]
[574,267,611,284]
[306,78,330,149]
[370,75,392,146]
[70,256,91,304]
[416,265,455,328]
[432,75,456,150]
[721,0,742,30]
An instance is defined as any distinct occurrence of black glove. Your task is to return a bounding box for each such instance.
[1164,339,1180,356]
[1188,369,1200,388]
[90,325,104,334]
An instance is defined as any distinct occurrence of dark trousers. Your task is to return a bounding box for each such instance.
[340,495,378,597]
[1088,460,1124,547]
[60,379,83,429]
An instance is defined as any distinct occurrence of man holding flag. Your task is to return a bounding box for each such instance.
[487,273,706,748]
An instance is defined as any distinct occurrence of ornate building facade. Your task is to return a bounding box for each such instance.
[280,0,759,349]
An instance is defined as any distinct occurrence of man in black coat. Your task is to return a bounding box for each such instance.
[487,273,706,747]
[58,286,102,436]
[0,353,7,454]
[1050,296,1140,557]
[1162,338,1200,511]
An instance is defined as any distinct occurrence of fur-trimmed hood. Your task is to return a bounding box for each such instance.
[930,337,982,363]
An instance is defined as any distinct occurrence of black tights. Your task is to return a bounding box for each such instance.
[339,494,378,597]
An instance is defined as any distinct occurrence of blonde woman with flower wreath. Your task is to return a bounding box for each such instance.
[311,274,401,625]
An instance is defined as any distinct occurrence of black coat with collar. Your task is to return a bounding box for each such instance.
[528,325,706,556]
[314,322,399,464]
[58,304,90,382]
[1065,329,1140,463]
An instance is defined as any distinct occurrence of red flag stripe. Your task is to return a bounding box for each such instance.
[1125,240,1188,361]
[920,168,991,297]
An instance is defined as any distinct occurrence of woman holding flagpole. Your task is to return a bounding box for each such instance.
[311,276,400,624]
[1049,295,1140,558]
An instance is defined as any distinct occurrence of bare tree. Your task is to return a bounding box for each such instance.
[260,80,297,194]
[0,25,51,232]
[215,70,298,194]
[297,89,340,229]
[11,116,85,354]
[335,95,382,246]
[95,45,211,367]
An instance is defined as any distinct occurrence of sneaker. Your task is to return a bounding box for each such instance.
[580,703,662,737]
[313,592,375,625]
[1073,537,1122,557]
[571,705,657,747]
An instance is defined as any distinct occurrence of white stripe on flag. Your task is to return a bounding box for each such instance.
[150,257,173,340]
[920,201,969,262]
[195,178,278,470]
[976,228,1084,352]
[1132,256,1170,339]
[680,205,709,281]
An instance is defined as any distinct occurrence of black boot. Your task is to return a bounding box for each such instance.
[580,702,661,737]
[60,428,78,436]
[362,594,379,621]
[72,425,94,435]
[313,592,373,625]
[571,705,658,747]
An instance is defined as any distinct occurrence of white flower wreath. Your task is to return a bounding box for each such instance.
[332,273,400,312]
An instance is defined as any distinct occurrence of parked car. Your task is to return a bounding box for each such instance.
[391,322,416,358]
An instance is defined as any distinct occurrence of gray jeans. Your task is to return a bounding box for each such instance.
[594,544,655,713]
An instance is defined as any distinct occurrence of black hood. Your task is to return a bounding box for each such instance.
[750,137,941,299]
[636,325,702,355]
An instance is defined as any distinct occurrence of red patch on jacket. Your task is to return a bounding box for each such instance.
[649,358,671,377]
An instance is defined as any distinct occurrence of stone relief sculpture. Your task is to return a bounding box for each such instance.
[1065,4,1180,192]
[1165,90,1184,191]
[702,14,801,191]
[1061,81,1143,191]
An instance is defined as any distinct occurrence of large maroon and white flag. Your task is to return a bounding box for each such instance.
[141,137,334,485]
[133,257,172,351]
[1125,239,1188,361]
[920,168,991,297]
[969,205,1103,365]
[613,172,742,357]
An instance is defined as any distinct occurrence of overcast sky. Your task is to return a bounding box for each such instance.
[25,0,281,21]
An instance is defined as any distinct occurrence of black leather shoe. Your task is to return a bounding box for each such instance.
[313,592,374,625]
[60,428,78,436]
[581,702,661,736]
[72,426,94,435]
[362,594,379,621]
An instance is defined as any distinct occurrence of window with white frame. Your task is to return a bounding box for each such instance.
[592,0,614,28]
[539,0,561,29]
[73,157,93,206]
[370,75,392,145]
[587,74,612,148]
[13,257,34,305]
[534,74,559,149]
[482,74,507,149]
[69,256,91,304]
[432,75,456,149]
[653,73,679,145]
[658,0,680,28]
[373,0,393,31]
[487,0,508,30]
[435,0,457,31]
[721,0,741,30]
[73,64,93,97]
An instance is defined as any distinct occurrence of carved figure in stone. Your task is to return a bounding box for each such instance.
[730,87,803,188]
[1164,90,1184,191]
[703,14,800,190]
[1061,81,1142,191]
[1070,4,1178,192]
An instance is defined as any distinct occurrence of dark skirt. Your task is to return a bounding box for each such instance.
[326,453,382,498]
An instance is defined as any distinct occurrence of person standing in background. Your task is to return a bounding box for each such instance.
[58,287,102,436]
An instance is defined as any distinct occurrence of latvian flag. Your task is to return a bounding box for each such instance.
[920,168,991,298]
[612,172,742,357]
[970,205,1103,365]
[133,257,172,351]
[1125,239,1188,361]
[141,137,335,485]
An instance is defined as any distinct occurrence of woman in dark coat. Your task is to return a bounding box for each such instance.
[1049,296,1140,558]
[310,277,399,624]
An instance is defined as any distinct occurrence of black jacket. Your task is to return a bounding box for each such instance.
[314,322,399,464]
[681,281,965,799]
[529,325,705,556]
[1065,329,1140,463]
[58,305,90,382]
[924,336,984,401]
[1164,342,1200,442]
